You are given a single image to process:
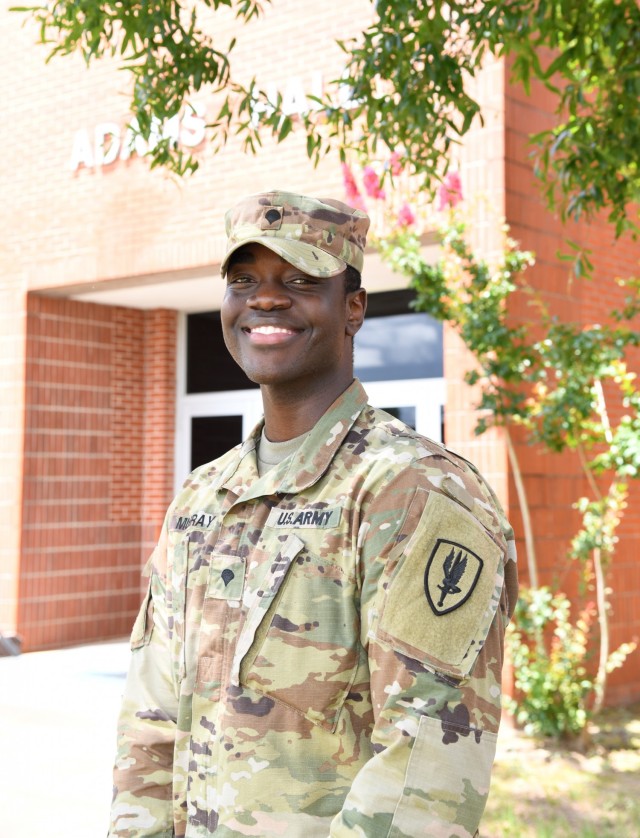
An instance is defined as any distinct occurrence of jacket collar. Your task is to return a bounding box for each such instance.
[217,379,369,502]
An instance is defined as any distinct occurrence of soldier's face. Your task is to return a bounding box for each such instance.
[221,244,366,391]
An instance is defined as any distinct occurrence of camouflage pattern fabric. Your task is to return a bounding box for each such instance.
[109,379,518,838]
[220,191,370,278]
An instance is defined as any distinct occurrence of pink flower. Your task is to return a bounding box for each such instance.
[436,171,463,210]
[362,165,386,200]
[342,163,367,211]
[397,202,416,228]
[342,163,359,198]
[389,151,404,177]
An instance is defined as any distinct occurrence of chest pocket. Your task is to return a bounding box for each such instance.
[187,531,246,700]
[236,533,360,733]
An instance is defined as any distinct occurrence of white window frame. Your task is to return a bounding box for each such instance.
[363,378,446,443]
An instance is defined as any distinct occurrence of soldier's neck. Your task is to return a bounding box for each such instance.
[260,375,353,442]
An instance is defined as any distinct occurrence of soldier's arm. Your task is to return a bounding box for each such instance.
[331,462,518,838]
[109,523,178,838]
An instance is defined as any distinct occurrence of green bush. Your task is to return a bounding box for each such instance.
[507,587,595,739]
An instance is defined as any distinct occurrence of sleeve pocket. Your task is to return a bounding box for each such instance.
[389,713,497,838]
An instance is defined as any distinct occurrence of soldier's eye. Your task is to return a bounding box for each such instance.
[289,277,317,286]
[228,275,254,285]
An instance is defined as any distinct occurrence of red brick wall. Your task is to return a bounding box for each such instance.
[447,56,510,508]
[140,309,179,562]
[505,73,640,704]
[18,296,176,650]
[583,230,640,705]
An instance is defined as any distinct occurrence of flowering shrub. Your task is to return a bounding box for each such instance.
[341,163,367,212]
[396,202,416,228]
[362,165,386,200]
[340,153,443,236]
[436,171,463,210]
[388,151,403,177]
[348,162,640,728]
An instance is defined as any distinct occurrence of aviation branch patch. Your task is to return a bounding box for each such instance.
[424,540,484,616]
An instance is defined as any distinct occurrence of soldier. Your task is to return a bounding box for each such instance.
[109,191,518,837]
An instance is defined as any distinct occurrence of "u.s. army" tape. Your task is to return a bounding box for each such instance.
[265,506,342,529]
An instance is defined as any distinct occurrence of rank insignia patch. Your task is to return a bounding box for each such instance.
[424,539,484,616]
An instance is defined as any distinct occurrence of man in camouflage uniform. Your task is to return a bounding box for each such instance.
[109,191,518,837]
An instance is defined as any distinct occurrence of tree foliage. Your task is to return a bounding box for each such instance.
[335,0,640,238]
[12,0,640,233]
[372,186,640,718]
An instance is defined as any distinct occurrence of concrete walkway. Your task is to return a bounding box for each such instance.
[0,640,130,838]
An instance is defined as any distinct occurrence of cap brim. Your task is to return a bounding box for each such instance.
[221,237,346,279]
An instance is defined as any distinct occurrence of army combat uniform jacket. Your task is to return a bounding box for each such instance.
[110,379,518,838]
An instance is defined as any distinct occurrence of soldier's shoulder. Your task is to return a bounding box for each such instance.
[169,444,243,512]
[355,403,463,466]
[355,404,510,534]
[186,444,242,485]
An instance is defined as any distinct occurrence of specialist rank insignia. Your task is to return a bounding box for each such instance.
[424,539,484,616]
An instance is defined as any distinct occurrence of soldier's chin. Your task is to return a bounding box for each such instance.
[242,366,295,387]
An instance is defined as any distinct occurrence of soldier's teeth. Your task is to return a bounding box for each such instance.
[251,326,293,334]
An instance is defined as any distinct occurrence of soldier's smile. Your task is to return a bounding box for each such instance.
[242,323,303,345]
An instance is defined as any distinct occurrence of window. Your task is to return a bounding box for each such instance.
[355,290,442,382]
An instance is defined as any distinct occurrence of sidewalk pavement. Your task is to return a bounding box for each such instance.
[0,639,130,838]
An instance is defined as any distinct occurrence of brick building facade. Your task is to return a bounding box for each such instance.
[1,1,638,704]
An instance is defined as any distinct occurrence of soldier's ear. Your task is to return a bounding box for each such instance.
[345,288,366,337]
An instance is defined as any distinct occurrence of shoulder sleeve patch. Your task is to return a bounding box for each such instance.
[376,491,504,679]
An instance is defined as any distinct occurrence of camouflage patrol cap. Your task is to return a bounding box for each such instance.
[221,191,370,278]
